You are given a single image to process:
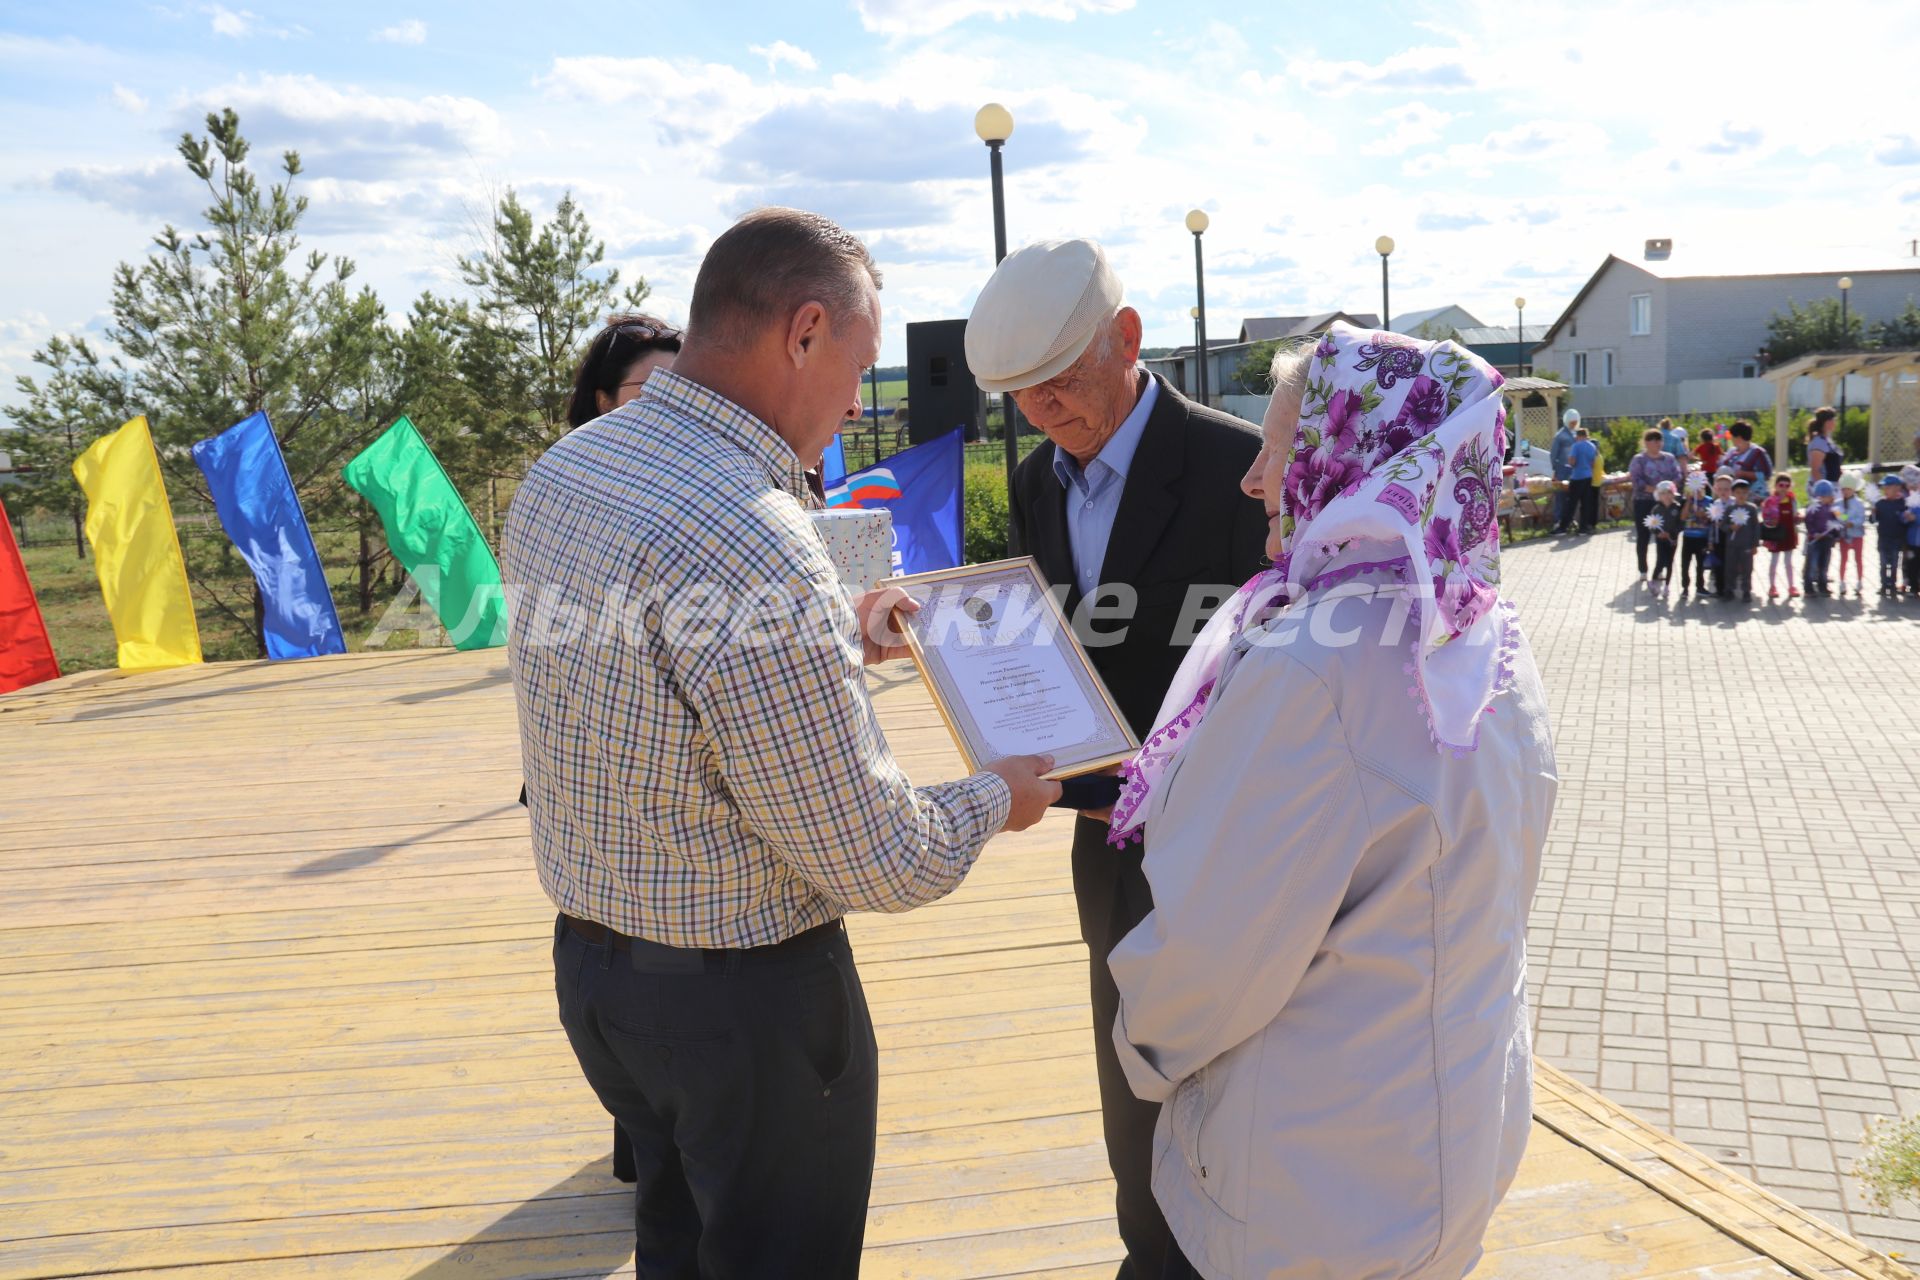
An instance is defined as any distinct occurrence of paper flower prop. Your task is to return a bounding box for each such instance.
[1708,499,1727,522]
[1730,507,1751,527]
[1685,472,1708,495]
[1643,512,1663,530]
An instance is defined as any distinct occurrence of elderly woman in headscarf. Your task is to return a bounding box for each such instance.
[1106,322,1560,1280]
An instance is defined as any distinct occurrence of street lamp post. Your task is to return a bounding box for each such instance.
[1514,296,1527,377]
[1375,235,1395,331]
[1187,209,1210,405]
[1838,275,1853,433]
[1189,305,1201,397]
[976,103,1017,492]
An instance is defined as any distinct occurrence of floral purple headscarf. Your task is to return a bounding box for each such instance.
[1109,321,1517,845]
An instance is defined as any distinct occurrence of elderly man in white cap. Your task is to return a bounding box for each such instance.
[967,238,1268,1279]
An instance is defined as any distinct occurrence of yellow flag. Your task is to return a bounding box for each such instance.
[72,416,202,669]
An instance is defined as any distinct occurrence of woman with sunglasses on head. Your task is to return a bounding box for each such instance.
[565,313,684,427]
[568,311,832,503]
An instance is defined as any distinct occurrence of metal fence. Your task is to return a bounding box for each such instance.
[834,423,1047,476]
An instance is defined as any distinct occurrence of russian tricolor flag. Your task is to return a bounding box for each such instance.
[820,430,964,574]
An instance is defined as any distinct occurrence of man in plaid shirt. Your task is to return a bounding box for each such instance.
[504,207,1058,1277]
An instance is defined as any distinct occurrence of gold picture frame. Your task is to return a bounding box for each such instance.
[880,556,1139,781]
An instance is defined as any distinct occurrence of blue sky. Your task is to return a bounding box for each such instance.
[2,0,1918,408]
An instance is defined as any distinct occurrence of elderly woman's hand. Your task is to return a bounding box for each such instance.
[1080,763,1124,823]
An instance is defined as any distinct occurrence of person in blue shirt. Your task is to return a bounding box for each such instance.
[1568,425,1601,533]
[1871,474,1910,595]
[1550,409,1578,533]
[1659,416,1689,466]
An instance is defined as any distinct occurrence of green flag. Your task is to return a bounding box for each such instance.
[344,417,505,650]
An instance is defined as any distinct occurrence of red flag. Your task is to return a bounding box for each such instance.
[0,496,61,694]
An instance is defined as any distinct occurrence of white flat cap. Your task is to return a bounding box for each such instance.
[966,238,1123,393]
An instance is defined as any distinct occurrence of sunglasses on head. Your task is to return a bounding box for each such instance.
[608,320,682,344]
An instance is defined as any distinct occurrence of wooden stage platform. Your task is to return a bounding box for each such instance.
[0,648,1904,1279]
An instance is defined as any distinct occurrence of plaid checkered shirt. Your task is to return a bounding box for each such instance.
[503,369,1012,947]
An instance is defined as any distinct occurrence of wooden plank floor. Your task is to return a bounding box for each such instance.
[0,648,1903,1280]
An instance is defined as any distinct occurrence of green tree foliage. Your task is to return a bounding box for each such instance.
[1765,296,1867,365]
[82,109,391,643]
[6,336,124,557]
[454,190,648,460]
[1870,297,1920,349]
[1234,339,1281,396]
[964,462,1010,563]
[5,110,655,654]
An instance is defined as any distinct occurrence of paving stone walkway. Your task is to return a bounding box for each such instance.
[1504,525,1920,1259]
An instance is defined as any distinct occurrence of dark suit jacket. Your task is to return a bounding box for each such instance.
[1007,374,1269,739]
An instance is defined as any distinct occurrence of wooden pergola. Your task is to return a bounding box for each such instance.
[1497,375,1571,455]
[1763,349,1920,468]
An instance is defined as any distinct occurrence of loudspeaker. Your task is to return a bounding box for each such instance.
[905,319,982,445]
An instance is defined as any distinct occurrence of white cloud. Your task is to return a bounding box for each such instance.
[182,73,507,172]
[1290,46,1477,95]
[372,19,427,45]
[203,4,305,39]
[538,56,773,144]
[1698,122,1764,156]
[1875,135,1920,166]
[47,75,506,232]
[207,4,252,37]
[748,40,816,72]
[853,0,1132,36]
[1406,120,1610,178]
[1362,102,1455,156]
[1416,210,1489,232]
[110,84,148,114]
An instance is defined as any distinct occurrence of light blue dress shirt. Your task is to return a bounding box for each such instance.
[1052,375,1159,598]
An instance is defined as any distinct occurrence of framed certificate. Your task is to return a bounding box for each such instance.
[881,557,1139,781]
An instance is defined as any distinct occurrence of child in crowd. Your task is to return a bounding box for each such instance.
[1873,474,1913,595]
[1759,473,1799,600]
[1722,477,1760,602]
[1801,479,1839,597]
[1694,428,1722,477]
[1907,468,1920,595]
[1837,475,1867,595]
[1707,472,1737,599]
[1679,472,1714,595]
[1647,479,1682,598]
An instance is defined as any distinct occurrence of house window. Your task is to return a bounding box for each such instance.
[1603,351,1615,386]
[1740,361,1758,379]
[1629,294,1651,336]
[1571,352,1588,386]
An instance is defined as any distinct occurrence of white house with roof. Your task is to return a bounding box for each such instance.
[1534,242,1920,420]
[1236,311,1380,344]
[1391,304,1483,338]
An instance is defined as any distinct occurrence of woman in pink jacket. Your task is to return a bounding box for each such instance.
[1109,323,1560,1279]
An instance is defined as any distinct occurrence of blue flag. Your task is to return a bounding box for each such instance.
[821,434,847,489]
[192,411,346,660]
[826,428,964,575]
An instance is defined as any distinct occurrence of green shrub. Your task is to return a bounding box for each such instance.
[964,462,1010,563]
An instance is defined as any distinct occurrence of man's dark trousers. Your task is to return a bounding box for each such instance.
[1007,374,1267,1279]
[1571,476,1598,531]
[552,914,878,1279]
[1073,815,1166,1275]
